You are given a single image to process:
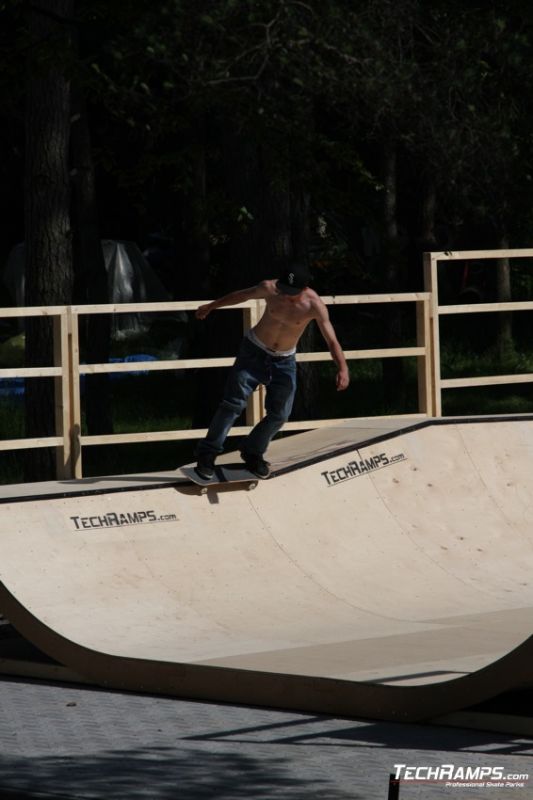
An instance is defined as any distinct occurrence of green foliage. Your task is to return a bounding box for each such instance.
[4,2,533,374]
[0,334,24,368]
[4,0,533,248]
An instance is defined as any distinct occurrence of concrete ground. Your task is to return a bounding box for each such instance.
[0,677,532,800]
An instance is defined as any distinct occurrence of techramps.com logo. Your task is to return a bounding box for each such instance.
[393,763,529,790]
[321,451,406,487]
[70,510,177,531]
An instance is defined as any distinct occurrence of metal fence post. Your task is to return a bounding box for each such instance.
[388,773,400,799]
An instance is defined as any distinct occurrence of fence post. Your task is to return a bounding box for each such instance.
[416,295,433,416]
[68,309,83,479]
[53,310,72,479]
[424,252,442,416]
[242,301,265,427]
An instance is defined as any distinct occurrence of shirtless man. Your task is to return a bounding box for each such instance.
[195,263,349,479]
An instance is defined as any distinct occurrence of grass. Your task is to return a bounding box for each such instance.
[440,343,533,416]
[310,358,420,419]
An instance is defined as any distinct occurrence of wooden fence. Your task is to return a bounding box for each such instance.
[0,293,431,479]
[5,246,532,480]
[424,248,533,415]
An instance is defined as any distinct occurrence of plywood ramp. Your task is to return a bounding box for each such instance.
[1,417,533,721]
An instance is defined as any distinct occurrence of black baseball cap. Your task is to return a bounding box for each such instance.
[276,263,311,295]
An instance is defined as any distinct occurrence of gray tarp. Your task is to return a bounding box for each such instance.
[3,240,178,336]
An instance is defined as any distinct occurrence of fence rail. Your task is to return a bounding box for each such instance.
[0,293,432,479]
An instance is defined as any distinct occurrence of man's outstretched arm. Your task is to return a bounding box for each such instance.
[196,282,272,320]
[315,303,350,391]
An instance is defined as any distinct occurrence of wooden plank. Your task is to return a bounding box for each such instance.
[78,358,236,374]
[0,437,62,451]
[439,301,533,315]
[416,297,432,416]
[297,347,424,363]
[0,367,62,378]
[0,290,512,320]
[71,300,256,314]
[0,306,67,318]
[283,414,426,431]
[428,249,533,261]
[68,295,429,315]
[68,311,82,479]
[77,347,424,376]
[243,302,265,426]
[53,313,71,480]
[441,374,533,389]
[80,426,254,446]
[321,293,430,305]
[424,252,442,416]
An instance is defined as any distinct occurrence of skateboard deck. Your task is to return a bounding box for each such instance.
[179,463,259,493]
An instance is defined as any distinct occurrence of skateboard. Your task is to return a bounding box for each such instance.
[179,463,260,494]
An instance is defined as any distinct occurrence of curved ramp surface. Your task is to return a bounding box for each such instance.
[1,417,533,721]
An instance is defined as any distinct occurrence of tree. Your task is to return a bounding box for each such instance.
[24,0,74,480]
[71,89,113,434]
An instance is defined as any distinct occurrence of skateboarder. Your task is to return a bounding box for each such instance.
[195,263,350,479]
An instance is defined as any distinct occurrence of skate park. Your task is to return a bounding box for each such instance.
[1,249,533,798]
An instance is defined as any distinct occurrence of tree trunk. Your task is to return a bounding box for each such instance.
[24,0,74,481]
[289,184,318,422]
[71,89,113,435]
[420,173,437,249]
[383,142,399,285]
[381,140,405,410]
[175,121,210,300]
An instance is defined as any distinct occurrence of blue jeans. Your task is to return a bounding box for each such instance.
[198,337,297,458]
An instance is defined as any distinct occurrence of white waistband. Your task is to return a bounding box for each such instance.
[247,329,296,357]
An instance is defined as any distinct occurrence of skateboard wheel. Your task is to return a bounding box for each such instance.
[201,487,208,495]
[248,482,258,491]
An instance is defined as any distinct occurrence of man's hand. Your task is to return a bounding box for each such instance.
[336,369,350,391]
[196,302,214,320]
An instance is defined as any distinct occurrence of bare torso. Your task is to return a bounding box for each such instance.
[195,277,349,389]
[253,284,318,352]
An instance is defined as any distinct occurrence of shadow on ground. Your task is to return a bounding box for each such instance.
[0,748,358,800]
